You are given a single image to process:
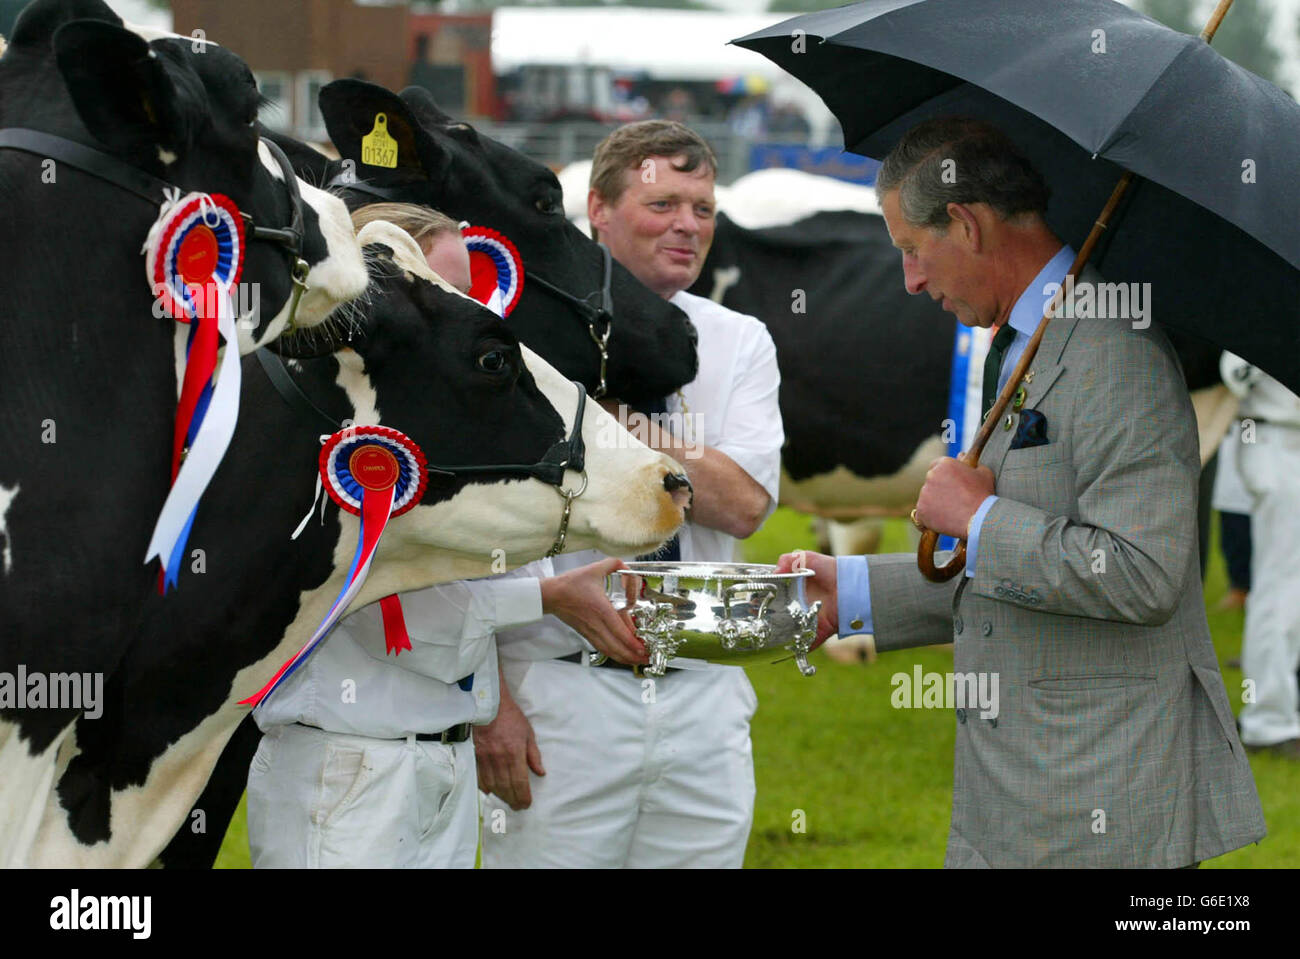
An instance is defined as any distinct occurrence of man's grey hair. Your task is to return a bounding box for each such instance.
[875,117,1050,230]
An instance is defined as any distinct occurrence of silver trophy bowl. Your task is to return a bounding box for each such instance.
[606,562,822,678]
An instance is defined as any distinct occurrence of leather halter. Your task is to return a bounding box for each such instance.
[524,243,615,400]
[0,128,312,331]
[327,174,616,398]
[255,348,590,557]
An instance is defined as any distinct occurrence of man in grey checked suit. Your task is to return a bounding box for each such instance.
[783,117,1265,868]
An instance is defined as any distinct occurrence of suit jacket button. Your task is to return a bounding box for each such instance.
[956,708,967,724]
[981,622,993,636]
[850,618,864,630]
[954,617,964,634]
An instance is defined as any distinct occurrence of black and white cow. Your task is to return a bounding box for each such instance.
[700,207,957,519]
[0,0,368,864]
[148,85,711,868]
[277,78,701,408]
[25,222,691,866]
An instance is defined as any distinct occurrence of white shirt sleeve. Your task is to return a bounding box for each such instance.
[711,324,784,523]
[340,573,543,684]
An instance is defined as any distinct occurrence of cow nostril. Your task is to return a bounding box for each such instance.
[664,471,693,511]
[663,472,691,493]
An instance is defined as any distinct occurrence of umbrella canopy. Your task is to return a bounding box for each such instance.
[733,0,1300,394]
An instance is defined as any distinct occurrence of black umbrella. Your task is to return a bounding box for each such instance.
[735,0,1300,579]
[733,0,1300,394]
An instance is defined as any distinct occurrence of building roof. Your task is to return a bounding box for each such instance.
[491,6,790,81]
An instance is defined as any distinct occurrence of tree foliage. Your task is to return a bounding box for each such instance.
[1139,0,1281,85]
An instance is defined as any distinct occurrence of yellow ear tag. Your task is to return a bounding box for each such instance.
[361,113,398,169]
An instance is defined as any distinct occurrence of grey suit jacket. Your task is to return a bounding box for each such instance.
[867,277,1266,867]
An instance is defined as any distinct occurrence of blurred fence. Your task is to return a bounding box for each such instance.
[476,120,767,184]
[474,120,878,188]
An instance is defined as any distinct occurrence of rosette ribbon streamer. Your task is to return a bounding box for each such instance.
[240,426,428,708]
[143,193,246,591]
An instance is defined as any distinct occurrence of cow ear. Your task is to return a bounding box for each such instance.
[320,78,449,184]
[399,86,454,126]
[400,87,480,146]
[9,0,121,51]
[53,21,184,159]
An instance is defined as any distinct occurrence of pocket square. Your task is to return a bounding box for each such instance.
[1011,408,1049,450]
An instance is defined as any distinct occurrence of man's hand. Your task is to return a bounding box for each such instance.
[915,455,995,539]
[775,549,838,647]
[540,557,647,664]
[474,681,542,810]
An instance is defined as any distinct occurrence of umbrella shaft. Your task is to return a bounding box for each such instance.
[1201,0,1235,43]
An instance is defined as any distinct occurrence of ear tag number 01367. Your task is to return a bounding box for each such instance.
[362,113,398,168]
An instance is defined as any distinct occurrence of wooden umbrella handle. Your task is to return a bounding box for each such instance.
[916,528,968,582]
[915,442,981,582]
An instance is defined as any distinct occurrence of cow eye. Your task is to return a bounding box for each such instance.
[477,349,507,373]
[535,196,561,216]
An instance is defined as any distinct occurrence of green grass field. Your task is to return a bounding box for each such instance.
[215,508,1300,868]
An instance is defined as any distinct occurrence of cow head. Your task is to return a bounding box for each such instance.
[275,221,690,589]
[1,0,366,349]
[289,78,699,407]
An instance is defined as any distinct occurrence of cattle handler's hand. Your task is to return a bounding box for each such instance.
[540,557,647,665]
[475,680,544,810]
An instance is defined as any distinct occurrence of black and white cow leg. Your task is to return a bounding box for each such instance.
[154,715,261,868]
[0,717,75,867]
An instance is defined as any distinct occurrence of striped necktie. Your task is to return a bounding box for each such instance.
[982,323,1018,419]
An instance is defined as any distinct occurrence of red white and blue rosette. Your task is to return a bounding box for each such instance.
[143,193,247,592]
[145,193,245,323]
[463,225,523,317]
[320,426,428,519]
[241,426,429,708]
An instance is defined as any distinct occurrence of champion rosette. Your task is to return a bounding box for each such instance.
[142,192,246,591]
[241,426,428,708]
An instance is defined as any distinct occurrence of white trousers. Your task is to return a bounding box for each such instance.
[480,657,757,868]
[247,723,479,868]
[1238,425,1300,746]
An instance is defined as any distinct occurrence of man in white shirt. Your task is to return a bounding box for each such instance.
[1221,351,1300,759]
[477,120,784,868]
